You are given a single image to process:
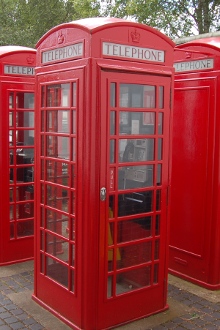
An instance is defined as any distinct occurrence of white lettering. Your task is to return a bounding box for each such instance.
[174,59,214,72]
[102,42,165,63]
[42,42,84,64]
[4,65,35,76]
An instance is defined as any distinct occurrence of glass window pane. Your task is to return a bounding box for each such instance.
[46,209,68,236]
[46,233,68,262]
[46,136,70,160]
[119,84,155,108]
[158,112,163,134]
[117,241,152,269]
[16,130,34,146]
[46,110,70,133]
[17,220,34,236]
[9,93,14,109]
[46,84,70,107]
[46,257,68,288]
[119,165,153,189]
[16,111,34,128]
[72,82,77,107]
[119,111,155,135]
[110,83,116,107]
[118,191,153,216]
[159,86,164,109]
[117,217,152,243]
[110,111,116,135]
[46,160,69,186]
[119,139,154,162]
[16,93,34,109]
[110,140,115,164]
[116,266,151,295]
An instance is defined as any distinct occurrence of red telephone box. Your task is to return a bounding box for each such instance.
[33,17,174,329]
[169,37,220,289]
[0,46,36,265]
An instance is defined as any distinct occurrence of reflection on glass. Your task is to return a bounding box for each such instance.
[120,84,156,108]
[116,266,151,295]
[46,136,70,160]
[159,86,164,109]
[117,217,152,243]
[110,111,116,135]
[16,92,34,109]
[107,276,113,298]
[17,220,34,236]
[16,111,34,127]
[71,269,75,292]
[157,164,162,185]
[155,240,160,259]
[9,93,14,109]
[46,110,70,133]
[71,244,75,266]
[108,222,114,245]
[119,139,154,162]
[72,82,77,107]
[46,233,69,262]
[16,130,34,146]
[110,140,115,164]
[158,113,163,134]
[117,241,152,269]
[46,257,68,288]
[41,86,45,108]
[110,83,116,107]
[72,110,76,134]
[154,263,159,284]
[156,190,161,211]
[119,111,155,135]
[10,205,14,220]
[118,191,153,216]
[109,195,115,218]
[45,209,68,235]
[72,138,76,161]
[158,138,163,160]
[46,160,69,186]
[46,185,69,212]
[46,84,70,107]
[9,112,13,127]
[119,165,153,189]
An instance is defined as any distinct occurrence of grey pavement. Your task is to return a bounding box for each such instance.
[0,261,220,329]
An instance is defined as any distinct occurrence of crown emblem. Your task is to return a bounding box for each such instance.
[26,55,35,65]
[131,29,140,43]
[58,31,65,44]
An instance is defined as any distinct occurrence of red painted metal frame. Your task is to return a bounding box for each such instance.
[33,17,174,329]
[169,38,220,289]
[0,46,36,265]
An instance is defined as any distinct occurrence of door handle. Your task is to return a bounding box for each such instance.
[100,187,106,201]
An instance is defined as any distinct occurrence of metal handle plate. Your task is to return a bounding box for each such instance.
[100,187,106,201]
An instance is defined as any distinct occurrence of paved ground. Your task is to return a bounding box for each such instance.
[0,261,220,329]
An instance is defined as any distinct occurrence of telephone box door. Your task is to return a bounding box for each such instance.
[1,83,35,263]
[98,70,172,328]
[34,68,84,326]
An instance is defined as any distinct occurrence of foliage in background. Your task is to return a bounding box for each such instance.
[0,0,100,48]
[103,0,220,38]
[0,0,220,47]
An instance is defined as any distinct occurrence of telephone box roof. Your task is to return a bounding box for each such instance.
[0,45,36,58]
[176,37,220,52]
[36,17,174,48]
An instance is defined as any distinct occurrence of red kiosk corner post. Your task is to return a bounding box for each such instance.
[33,17,175,329]
[169,37,220,289]
[0,46,36,265]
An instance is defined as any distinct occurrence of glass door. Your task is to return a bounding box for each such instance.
[35,69,83,326]
[98,70,172,328]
